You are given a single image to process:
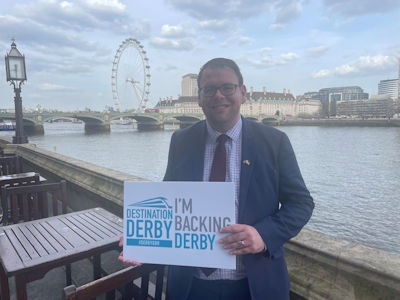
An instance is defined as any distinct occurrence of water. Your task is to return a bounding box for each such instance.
[1,123,399,255]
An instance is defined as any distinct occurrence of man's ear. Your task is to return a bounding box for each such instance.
[198,94,203,107]
[240,85,247,104]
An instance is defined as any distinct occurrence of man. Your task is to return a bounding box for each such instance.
[162,58,314,300]
[120,57,313,299]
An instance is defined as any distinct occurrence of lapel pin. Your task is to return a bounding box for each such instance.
[243,160,250,166]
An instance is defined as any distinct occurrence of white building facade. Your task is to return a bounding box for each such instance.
[181,74,198,97]
[157,91,320,117]
[378,79,399,99]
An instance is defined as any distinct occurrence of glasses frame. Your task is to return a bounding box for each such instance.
[199,83,239,97]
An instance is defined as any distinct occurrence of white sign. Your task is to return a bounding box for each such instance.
[123,181,235,269]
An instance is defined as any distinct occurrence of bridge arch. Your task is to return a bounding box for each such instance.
[110,113,162,130]
[261,116,280,125]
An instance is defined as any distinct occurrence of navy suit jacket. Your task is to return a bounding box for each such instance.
[163,118,314,300]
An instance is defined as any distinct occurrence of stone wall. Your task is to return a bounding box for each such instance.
[0,137,145,216]
[286,229,400,300]
[1,137,399,300]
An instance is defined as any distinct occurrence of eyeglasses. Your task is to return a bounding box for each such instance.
[199,83,239,97]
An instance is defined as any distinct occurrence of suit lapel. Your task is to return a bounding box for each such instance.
[180,121,206,181]
[238,119,257,222]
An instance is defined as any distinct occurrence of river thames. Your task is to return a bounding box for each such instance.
[1,123,399,255]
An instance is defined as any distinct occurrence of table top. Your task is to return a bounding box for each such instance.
[0,207,122,276]
[0,172,46,183]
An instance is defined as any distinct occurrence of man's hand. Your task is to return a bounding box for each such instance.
[219,224,265,255]
[118,236,142,266]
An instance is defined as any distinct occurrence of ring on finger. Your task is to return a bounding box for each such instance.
[240,240,245,248]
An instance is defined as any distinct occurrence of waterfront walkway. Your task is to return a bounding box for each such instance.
[0,138,399,300]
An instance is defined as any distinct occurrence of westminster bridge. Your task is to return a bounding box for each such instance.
[0,111,279,135]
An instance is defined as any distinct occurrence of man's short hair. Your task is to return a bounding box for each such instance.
[197,58,243,88]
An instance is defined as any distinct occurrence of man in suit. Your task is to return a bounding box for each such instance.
[162,58,314,300]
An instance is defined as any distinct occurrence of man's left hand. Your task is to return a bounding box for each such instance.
[219,224,265,255]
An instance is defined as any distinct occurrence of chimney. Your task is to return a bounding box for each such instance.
[250,86,253,97]
[263,86,266,96]
[288,89,291,94]
[283,88,286,95]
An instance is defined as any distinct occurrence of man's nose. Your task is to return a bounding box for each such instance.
[214,88,225,98]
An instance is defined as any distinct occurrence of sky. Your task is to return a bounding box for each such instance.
[0,0,399,111]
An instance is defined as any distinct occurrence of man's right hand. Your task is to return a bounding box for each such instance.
[118,236,143,266]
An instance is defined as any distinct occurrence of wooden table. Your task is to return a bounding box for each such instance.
[0,207,123,300]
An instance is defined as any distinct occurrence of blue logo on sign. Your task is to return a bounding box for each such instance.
[126,196,173,248]
[128,196,172,209]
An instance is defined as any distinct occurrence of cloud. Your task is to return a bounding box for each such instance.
[167,0,271,19]
[13,0,150,37]
[270,0,302,29]
[311,55,397,78]
[26,46,110,74]
[239,52,300,68]
[311,69,331,78]
[220,31,254,47]
[161,24,188,38]
[167,0,302,27]
[0,15,101,52]
[237,36,254,45]
[269,23,284,31]
[150,37,194,51]
[323,0,400,16]
[39,83,68,90]
[149,23,195,51]
[0,1,143,77]
[305,45,330,57]
[259,47,273,54]
[198,19,232,31]
[155,64,179,72]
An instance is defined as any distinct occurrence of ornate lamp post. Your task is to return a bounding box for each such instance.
[5,40,28,144]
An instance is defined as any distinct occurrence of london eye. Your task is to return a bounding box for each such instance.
[111,38,151,112]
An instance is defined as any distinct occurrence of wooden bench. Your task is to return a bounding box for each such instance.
[0,156,22,176]
[63,264,166,300]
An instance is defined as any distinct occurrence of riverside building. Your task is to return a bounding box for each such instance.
[241,87,320,118]
[316,86,369,117]
[378,79,398,99]
[156,81,320,118]
[336,95,394,118]
[181,74,198,97]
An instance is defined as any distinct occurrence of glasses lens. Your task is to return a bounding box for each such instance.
[221,84,236,95]
[202,87,217,96]
[201,84,238,97]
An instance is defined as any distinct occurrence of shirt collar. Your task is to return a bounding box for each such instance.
[206,117,242,143]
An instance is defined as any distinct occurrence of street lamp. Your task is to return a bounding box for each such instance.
[5,40,28,144]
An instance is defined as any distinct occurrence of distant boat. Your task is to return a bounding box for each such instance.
[0,121,16,131]
[111,118,134,125]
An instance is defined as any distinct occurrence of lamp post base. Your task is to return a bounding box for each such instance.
[12,135,28,144]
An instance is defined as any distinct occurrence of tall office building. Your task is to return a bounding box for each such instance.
[181,74,198,97]
[317,86,368,117]
[378,79,398,99]
[398,58,400,99]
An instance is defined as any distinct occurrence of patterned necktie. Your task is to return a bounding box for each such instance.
[209,134,230,182]
[202,134,230,276]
